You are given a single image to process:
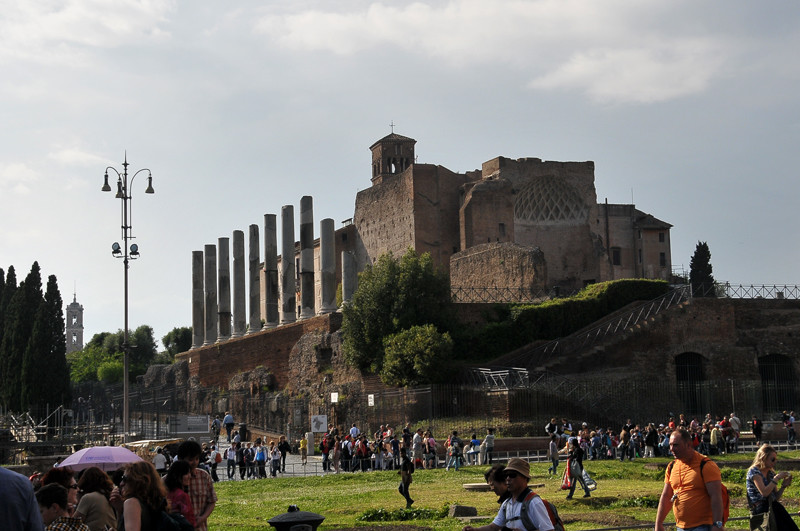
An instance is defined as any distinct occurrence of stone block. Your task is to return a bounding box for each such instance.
[449,505,478,518]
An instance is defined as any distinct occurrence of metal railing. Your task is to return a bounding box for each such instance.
[470,285,691,383]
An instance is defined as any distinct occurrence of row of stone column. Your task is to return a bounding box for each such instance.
[191,197,354,349]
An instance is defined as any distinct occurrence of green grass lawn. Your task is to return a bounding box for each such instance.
[210,451,800,530]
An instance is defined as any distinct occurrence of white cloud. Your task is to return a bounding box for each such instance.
[47,148,109,167]
[0,0,175,66]
[252,0,735,104]
[529,40,727,104]
[0,162,39,195]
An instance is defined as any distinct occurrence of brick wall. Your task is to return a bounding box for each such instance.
[176,313,342,390]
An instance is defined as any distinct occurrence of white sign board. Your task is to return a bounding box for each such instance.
[311,415,328,433]
[331,392,339,403]
[368,394,374,407]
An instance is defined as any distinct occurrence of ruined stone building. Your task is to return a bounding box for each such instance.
[336,133,672,299]
[191,133,673,347]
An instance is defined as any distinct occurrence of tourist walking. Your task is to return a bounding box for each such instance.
[398,448,414,508]
[655,428,725,531]
[565,438,591,499]
[462,457,554,531]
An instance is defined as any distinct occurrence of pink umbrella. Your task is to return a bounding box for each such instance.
[57,445,144,472]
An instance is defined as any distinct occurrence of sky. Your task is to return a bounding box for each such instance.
[1,0,798,350]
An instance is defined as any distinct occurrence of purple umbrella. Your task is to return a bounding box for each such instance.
[57,445,144,472]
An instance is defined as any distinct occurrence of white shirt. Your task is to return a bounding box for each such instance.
[153,453,168,470]
[492,491,554,531]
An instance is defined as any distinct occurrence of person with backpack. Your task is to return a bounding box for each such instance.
[463,457,555,531]
[655,427,726,531]
[208,445,220,482]
[446,430,463,471]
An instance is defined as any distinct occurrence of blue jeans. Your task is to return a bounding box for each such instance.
[677,526,710,531]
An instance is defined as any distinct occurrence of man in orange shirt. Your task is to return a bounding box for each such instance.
[655,428,725,531]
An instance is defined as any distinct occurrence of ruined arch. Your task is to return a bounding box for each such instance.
[675,352,705,415]
[759,354,796,413]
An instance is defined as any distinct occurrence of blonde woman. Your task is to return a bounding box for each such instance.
[746,444,796,530]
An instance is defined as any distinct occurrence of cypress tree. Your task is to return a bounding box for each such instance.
[689,241,716,298]
[22,275,69,410]
[0,263,43,411]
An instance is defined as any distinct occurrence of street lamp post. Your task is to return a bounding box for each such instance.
[102,153,154,442]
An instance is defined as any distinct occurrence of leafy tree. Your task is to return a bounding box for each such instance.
[22,275,70,409]
[381,324,453,386]
[690,241,716,297]
[67,345,120,383]
[162,326,192,359]
[342,248,453,373]
[100,326,158,378]
[97,360,124,383]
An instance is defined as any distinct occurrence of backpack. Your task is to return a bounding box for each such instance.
[516,489,565,531]
[667,457,729,524]
[214,451,222,464]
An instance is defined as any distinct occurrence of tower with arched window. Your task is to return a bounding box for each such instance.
[65,293,84,354]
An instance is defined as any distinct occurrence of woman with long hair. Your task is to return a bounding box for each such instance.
[111,461,167,531]
[163,460,195,528]
[746,443,796,530]
[74,466,117,531]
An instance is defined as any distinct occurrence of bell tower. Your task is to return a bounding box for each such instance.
[65,292,84,354]
[369,131,416,186]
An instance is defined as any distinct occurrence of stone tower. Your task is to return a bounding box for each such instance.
[370,132,416,185]
[65,293,84,354]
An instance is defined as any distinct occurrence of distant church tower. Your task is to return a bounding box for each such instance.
[370,131,416,185]
[65,293,84,354]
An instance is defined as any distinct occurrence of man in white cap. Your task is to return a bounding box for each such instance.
[463,457,554,531]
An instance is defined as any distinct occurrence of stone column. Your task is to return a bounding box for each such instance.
[299,196,315,319]
[319,218,336,314]
[217,237,231,341]
[281,205,297,324]
[248,224,262,334]
[264,213,279,329]
[231,230,246,338]
[342,250,357,304]
[203,244,218,346]
[191,251,204,349]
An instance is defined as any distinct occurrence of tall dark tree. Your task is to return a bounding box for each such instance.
[0,262,43,411]
[22,275,70,410]
[0,266,16,370]
[162,326,192,359]
[689,241,716,298]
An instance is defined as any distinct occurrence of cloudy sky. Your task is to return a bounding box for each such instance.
[1,0,798,349]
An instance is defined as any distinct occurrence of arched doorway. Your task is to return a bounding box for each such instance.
[759,354,796,413]
[675,352,705,415]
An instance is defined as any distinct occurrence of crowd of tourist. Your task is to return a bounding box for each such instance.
[542,410,785,464]
[5,409,800,530]
[2,439,215,531]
